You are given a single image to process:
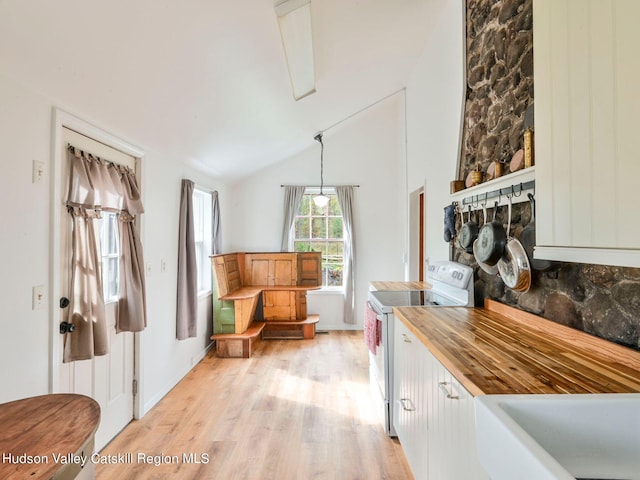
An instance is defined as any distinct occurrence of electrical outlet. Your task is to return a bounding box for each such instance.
[32,160,45,183]
[32,285,45,310]
[160,259,166,273]
[146,263,153,275]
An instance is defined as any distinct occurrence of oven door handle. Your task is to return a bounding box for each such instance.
[367,301,385,320]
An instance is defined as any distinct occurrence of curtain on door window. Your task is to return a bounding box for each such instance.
[64,146,147,362]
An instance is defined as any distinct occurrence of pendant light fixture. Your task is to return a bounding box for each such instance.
[313,133,329,207]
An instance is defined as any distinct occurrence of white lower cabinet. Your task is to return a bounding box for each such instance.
[393,315,431,479]
[393,315,488,480]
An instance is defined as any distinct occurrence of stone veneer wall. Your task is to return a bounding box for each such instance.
[454,0,640,349]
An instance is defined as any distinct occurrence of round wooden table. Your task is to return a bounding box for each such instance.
[0,394,100,480]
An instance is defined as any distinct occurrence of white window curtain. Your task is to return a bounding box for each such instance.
[176,179,197,339]
[64,146,147,362]
[280,185,306,252]
[335,186,356,324]
[212,190,222,255]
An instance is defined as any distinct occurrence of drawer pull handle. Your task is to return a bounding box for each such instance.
[401,333,412,343]
[438,381,459,400]
[399,398,415,411]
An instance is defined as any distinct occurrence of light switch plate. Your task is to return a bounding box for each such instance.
[32,160,45,183]
[32,285,45,310]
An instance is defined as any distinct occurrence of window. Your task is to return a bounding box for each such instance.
[99,212,120,303]
[193,188,213,294]
[293,191,344,287]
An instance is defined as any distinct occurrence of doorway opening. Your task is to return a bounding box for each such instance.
[408,187,425,281]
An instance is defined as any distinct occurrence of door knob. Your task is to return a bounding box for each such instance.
[59,321,75,334]
[59,297,70,308]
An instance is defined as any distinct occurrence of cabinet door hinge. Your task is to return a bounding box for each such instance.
[132,379,138,397]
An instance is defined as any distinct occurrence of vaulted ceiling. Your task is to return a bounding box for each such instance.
[0,0,446,181]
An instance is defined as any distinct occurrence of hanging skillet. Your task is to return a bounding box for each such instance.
[474,203,499,275]
[497,195,532,292]
[458,205,478,254]
[520,193,561,272]
[475,198,507,266]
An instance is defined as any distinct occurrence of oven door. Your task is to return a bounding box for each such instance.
[367,303,396,437]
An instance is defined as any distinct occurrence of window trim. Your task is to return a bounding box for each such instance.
[193,187,213,296]
[292,188,345,290]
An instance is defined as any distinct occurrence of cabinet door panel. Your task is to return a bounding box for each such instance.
[248,258,270,285]
[273,258,295,286]
[262,291,295,320]
[534,0,640,266]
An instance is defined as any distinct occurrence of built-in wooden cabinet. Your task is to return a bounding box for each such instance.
[533,0,640,267]
[211,252,321,348]
[393,315,488,480]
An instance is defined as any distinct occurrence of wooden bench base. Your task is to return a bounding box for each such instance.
[262,314,320,340]
[211,322,265,358]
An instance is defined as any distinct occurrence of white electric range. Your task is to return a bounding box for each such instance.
[366,261,474,437]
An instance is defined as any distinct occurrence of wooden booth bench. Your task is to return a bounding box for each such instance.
[210,252,322,357]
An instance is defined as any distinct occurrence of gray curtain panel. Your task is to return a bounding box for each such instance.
[280,185,306,252]
[176,179,198,340]
[336,186,356,324]
[64,146,147,361]
[212,190,222,255]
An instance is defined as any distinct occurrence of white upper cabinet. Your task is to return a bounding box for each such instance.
[533,0,640,267]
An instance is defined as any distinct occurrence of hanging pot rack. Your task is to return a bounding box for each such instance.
[459,179,535,207]
[450,167,536,211]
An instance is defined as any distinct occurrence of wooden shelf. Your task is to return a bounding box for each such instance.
[211,321,266,358]
[262,314,320,340]
[450,166,535,210]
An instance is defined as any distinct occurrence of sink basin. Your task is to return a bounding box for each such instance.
[475,393,640,480]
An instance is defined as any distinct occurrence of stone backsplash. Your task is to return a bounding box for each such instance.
[455,0,640,349]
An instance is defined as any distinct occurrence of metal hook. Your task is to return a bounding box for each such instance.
[513,183,523,197]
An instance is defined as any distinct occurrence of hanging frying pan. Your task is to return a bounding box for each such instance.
[458,205,478,254]
[474,204,499,275]
[520,193,561,272]
[497,195,532,292]
[475,199,507,266]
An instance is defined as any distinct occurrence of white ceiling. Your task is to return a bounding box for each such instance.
[0,0,445,181]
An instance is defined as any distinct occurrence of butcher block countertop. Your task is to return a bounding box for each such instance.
[369,280,432,291]
[394,299,640,397]
[0,394,100,479]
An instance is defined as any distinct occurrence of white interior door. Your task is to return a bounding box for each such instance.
[57,127,135,451]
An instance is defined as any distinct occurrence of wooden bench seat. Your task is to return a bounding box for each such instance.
[218,287,263,301]
[211,322,265,358]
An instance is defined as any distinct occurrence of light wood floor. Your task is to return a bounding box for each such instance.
[97,331,413,480]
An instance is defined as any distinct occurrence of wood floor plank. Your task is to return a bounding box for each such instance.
[97,331,412,480]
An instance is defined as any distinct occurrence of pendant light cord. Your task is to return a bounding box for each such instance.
[314,133,324,194]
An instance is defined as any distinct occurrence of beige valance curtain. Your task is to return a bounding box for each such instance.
[63,146,147,363]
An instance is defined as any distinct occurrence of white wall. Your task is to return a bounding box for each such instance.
[0,72,229,414]
[405,0,466,267]
[227,93,407,328]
